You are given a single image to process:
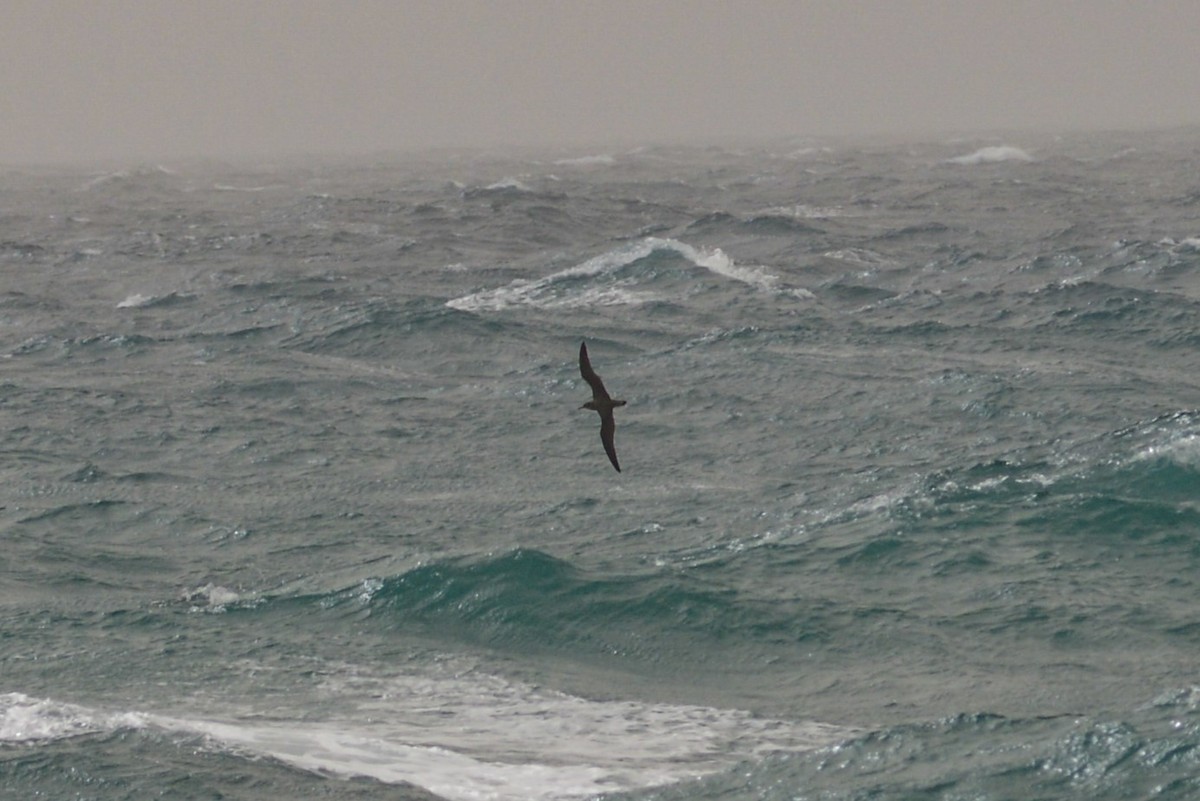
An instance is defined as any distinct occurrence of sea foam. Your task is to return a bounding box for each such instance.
[445,237,807,312]
[0,693,145,744]
[947,145,1034,165]
[0,678,852,801]
[153,668,852,801]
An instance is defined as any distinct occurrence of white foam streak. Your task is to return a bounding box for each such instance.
[156,683,846,801]
[154,717,644,801]
[1,676,853,801]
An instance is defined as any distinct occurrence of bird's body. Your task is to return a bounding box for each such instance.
[578,341,625,472]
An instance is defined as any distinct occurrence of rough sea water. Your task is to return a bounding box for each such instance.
[3,128,1200,800]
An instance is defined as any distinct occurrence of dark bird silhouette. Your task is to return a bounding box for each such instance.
[578,341,626,472]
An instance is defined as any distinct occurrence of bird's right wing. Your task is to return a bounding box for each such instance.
[579,342,610,399]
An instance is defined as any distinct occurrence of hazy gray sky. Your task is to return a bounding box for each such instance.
[4,1,1200,164]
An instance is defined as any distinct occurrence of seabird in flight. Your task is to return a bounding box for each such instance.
[578,341,626,472]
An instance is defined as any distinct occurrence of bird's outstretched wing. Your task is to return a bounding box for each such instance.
[599,410,621,472]
[579,341,610,400]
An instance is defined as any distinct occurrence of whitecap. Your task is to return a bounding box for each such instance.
[116,291,193,309]
[821,247,890,267]
[79,171,131,190]
[0,692,145,744]
[786,146,834,159]
[78,164,178,191]
[1133,433,1200,469]
[696,246,788,293]
[180,583,243,612]
[484,177,533,193]
[947,146,1034,165]
[446,237,805,312]
[117,293,155,309]
[756,204,843,219]
[553,154,616,167]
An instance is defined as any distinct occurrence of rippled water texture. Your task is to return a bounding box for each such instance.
[3,130,1200,799]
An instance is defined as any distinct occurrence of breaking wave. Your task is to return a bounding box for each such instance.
[445,237,810,312]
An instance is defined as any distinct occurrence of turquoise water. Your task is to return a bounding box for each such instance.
[3,131,1200,799]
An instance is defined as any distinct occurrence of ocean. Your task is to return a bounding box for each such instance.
[2,129,1200,800]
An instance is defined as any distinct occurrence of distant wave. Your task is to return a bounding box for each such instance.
[552,154,616,167]
[213,183,269,192]
[116,291,194,309]
[445,237,811,312]
[786,146,835,159]
[754,204,844,220]
[685,210,826,237]
[947,146,1034,165]
[820,247,891,267]
[479,177,534,193]
[78,165,180,191]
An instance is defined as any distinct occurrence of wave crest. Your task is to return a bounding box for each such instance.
[0,692,145,744]
[948,145,1034,165]
[446,237,807,312]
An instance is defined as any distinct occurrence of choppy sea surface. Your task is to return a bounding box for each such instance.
[3,129,1200,800]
